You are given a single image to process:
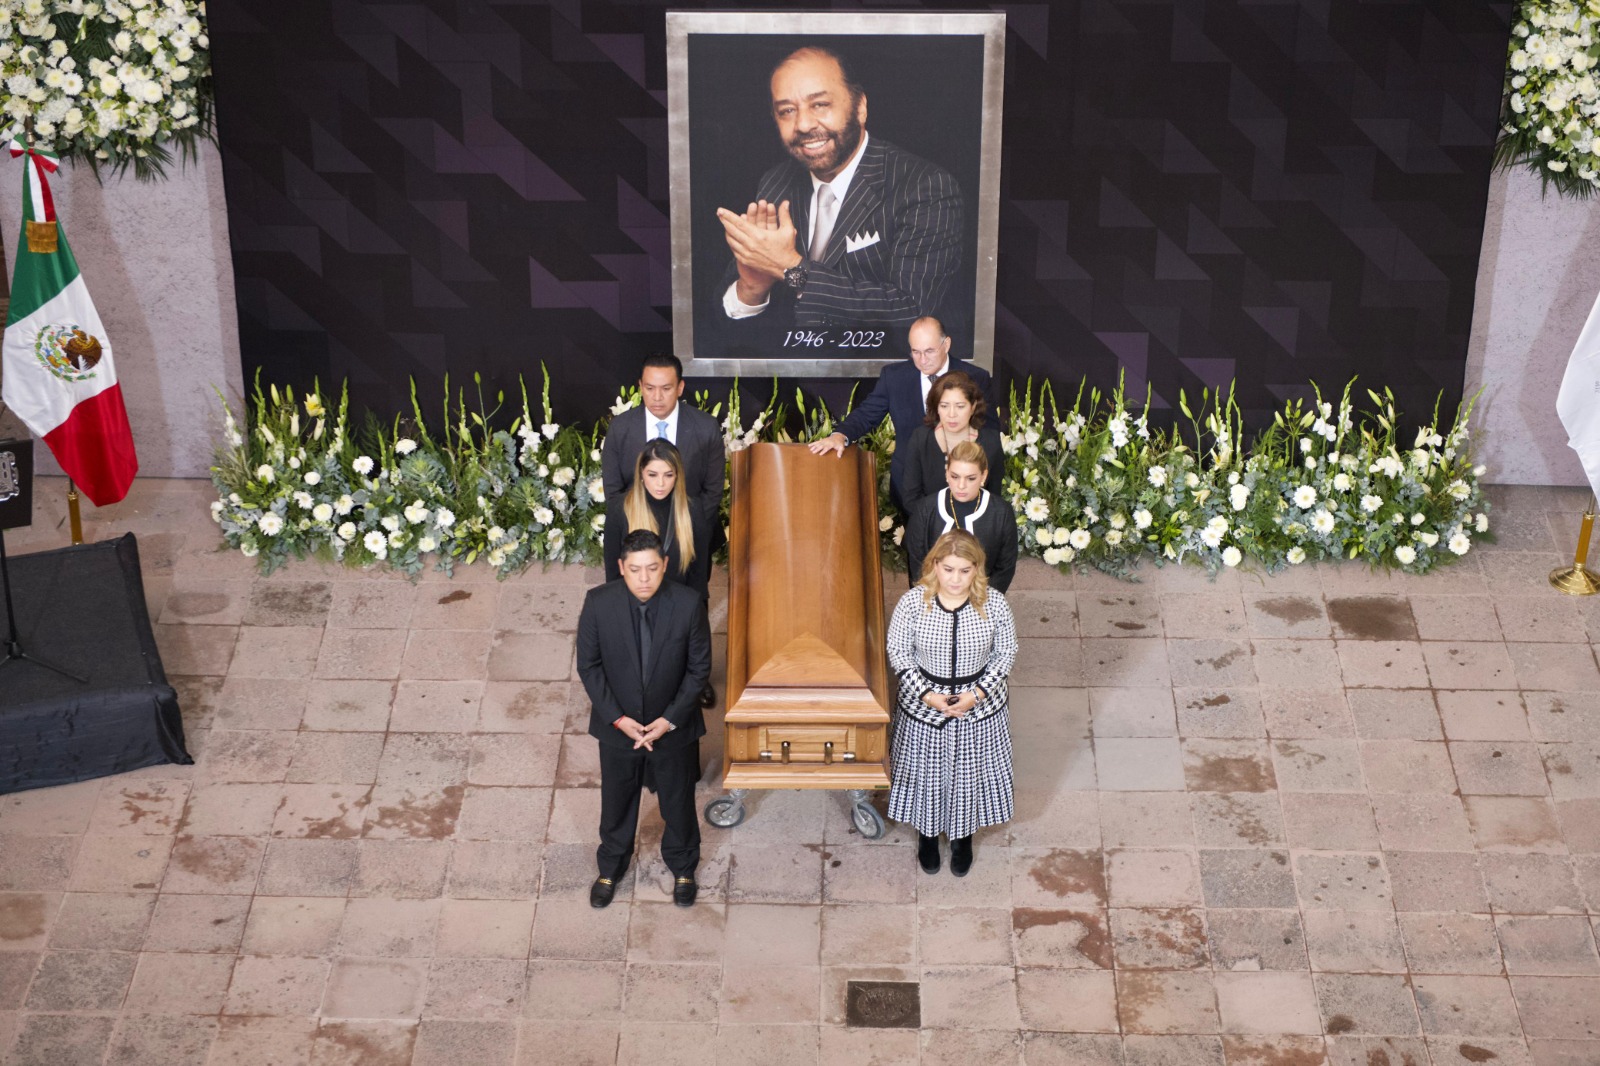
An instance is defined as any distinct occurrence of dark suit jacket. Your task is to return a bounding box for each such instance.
[714,137,963,343]
[577,579,711,752]
[833,357,995,510]
[601,403,725,578]
[905,488,1019,593]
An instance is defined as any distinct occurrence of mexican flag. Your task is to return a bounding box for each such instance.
[2,140,137,506]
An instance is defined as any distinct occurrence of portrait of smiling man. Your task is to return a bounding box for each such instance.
[712,44,965,349]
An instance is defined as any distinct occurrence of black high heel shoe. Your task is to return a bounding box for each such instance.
[917,833,941,875]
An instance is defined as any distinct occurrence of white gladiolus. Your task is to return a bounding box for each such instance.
[542,423,560,439]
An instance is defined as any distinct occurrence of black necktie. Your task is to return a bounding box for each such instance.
[637,602,652,677]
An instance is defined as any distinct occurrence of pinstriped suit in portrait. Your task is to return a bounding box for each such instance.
[716,137,963,343]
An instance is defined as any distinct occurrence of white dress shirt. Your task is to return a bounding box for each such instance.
[724,132,872,319]
[919,357,951,408]
[644,402,681,446]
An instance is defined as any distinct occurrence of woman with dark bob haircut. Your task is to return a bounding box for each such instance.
[899,370,1005,516]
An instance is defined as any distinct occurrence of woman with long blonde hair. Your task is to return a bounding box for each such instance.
[886,529,1018,877]
[606,438,708,599]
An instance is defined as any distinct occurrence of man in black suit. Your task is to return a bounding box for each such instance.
[714,46,963,349]
[577,529,712,909]
[808,315,994,512]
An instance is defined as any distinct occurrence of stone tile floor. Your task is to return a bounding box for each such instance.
[2,478,1600,1065]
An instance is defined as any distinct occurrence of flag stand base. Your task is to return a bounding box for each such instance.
[67,481,83,545]
[1550,498,1600,597]
[0,528,87,683]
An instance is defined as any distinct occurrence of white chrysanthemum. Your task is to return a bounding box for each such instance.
[1360,495,1383,514]
[1449,532,1471,556]
[1447,479,1471,501]
[1293,485,1318,509]
[1394,545,1417,565]
[337,522,357,542]
[1475,513,1489,534]
[312,503,334,523]
[1051,528,1072,546]
[255,464,275,483]
[395,438,417,455]
[404,501,429,525]
[879,516,893,532]
[334,495,354,516]
[1104,529,1124,547]
[1043,546,1064,566]
[1148,465,1167,488]
[257,512,283,536]
[352,455,374,475]
[488,525,506,543]
[292,491,314,510]
[240,542,259,558]
[552,467,576,487]
[1221,546,1242,567]
[1230,484,1249,511]
[1286,546,1306,565]
[532,507,554,526]
[587,479,605,503]
[363,530,386,553]
[1311,510,1335,534]
[417,536,436,554]
[380,514,401,532]
[1068,528,1091,550]
[1332,473,1352,492]
[1024,497,1049,522]
[892,526,905,546]
[1200,527,1223,548]
[487,548,506,567]
[435,508,455,528]
[1133,509,1152,530]
[1109,513,1127,531]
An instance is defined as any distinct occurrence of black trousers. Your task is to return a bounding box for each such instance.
[596,739,701,879]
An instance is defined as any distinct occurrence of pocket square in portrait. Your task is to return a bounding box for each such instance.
[845,230,881,253]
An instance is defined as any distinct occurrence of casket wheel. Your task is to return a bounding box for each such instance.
[851,801,886,840]
[703,797,746,828]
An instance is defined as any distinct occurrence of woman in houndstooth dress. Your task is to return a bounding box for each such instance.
[886,529,1018,876]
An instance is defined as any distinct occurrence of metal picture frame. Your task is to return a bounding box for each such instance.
[666,10,1006,378]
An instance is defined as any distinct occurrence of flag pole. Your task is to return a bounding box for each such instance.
[66,479,83,544]
[1550,494,1600,596]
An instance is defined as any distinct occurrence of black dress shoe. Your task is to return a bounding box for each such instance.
[950,836,973,877]
[699,684,716,708]
[673,876,698,907]
[917,834,941,875]
[589,877,619,909]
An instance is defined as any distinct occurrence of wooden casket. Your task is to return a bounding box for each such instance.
[722,443,892,792]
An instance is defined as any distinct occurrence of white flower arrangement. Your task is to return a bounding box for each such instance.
[212,371,1490,583]
[1,0,212,179]
[1498,0,1600,196]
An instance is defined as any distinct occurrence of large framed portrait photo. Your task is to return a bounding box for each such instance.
[667,11,1005,377]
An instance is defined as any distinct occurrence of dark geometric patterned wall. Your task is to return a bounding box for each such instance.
[210,1,1511,428]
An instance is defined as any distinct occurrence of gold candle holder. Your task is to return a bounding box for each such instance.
[1550,495,1600,596]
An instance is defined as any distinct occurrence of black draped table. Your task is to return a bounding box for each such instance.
[0,533,191,794]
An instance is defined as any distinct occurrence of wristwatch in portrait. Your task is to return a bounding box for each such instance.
[783,262,809,291]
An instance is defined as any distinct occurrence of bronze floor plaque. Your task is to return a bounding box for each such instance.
[845,980,920,1029]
